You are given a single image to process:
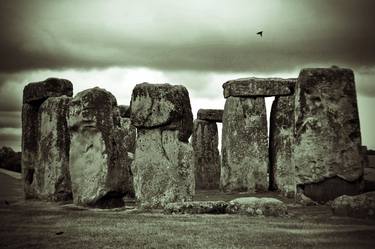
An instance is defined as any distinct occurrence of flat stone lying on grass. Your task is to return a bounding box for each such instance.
[164,201,228,214]
[164,198,287,217]
[331,191,375,219]
[227,197,288,217]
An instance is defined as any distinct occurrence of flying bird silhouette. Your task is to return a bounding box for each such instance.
[256,31,263,37]
[55,231,64,235]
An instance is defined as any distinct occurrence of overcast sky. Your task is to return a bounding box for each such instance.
[0,0,374,151]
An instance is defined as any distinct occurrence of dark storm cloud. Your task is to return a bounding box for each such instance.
[0,112,21,128]
[0,0,374,75]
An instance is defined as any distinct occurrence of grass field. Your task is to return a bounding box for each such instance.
[1,172,375,249]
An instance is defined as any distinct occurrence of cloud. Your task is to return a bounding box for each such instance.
[0,0,374,74]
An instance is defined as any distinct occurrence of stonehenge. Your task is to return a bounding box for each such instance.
[20,66,367,208]
[293,68,363,201]
[68,87,135,207]
[192,109,222,190]
[130,83,195,208]
[22,78,73,201]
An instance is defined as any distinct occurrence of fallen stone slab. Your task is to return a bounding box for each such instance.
[331,191,375,218]
[164,201,228,214]
[68,87,134,208]
[130,83,193,142]
[223,77,296,98]
[294,67,363,202]
[226,197,288,216]
[23,78,73,104]
[197,109,223,122]
[192,119,220,190]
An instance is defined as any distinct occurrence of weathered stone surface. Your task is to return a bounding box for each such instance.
[332,191,375,218]
[118,105,131,118]
[300,177,362,203]
[269,93,296,197]
[197,109,223,122]
[22,79,73,201]
[192,120,220,190]
[23,78,73,104]
[226,197,287,216]
[164,201,227,214]
[221,97,268,192]
[223,77,296,98]
[132,129,195,208]
[37,97,72,201]
[22,103,41,199]
[68,87,134,207]
[130,83,193,142]
[369,155,375,168]
[364,168,375,192]
[294,68,363,201]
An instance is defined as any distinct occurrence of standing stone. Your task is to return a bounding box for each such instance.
[130,83,193,142]
[132,129,194,208]
[221,97,268,192]
[38,96,72,201]
[269,80,296,197]
[192,119,220,190]
[68,87,134,207]
[294,68,363,202]
[22,78,73,200]
[130,83,194,208]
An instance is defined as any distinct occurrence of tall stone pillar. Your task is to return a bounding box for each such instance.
[22,78,73,200]
[269,79,297,197]
[130,83,195,208]
[68,87,135,207]
[294,68,363,202]
[192,109,223,190]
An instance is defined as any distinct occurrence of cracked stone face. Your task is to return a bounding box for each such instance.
[68,87,134,207]
[294,68,363,202]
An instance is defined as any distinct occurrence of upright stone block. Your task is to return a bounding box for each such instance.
[221,97,268,192]
[294,68,363,202]
[130,83,194,208]
[132,129,194,208]
[223,77,295,98]
[68,87,134,207]
[37,96,72,201]
[130,83,193,142]
[269,80,296,197]
[197,109,223,122]
[192,119,220,190]
[22,78,73,200]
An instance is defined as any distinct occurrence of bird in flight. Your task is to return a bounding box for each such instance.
[256,31,263,37]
